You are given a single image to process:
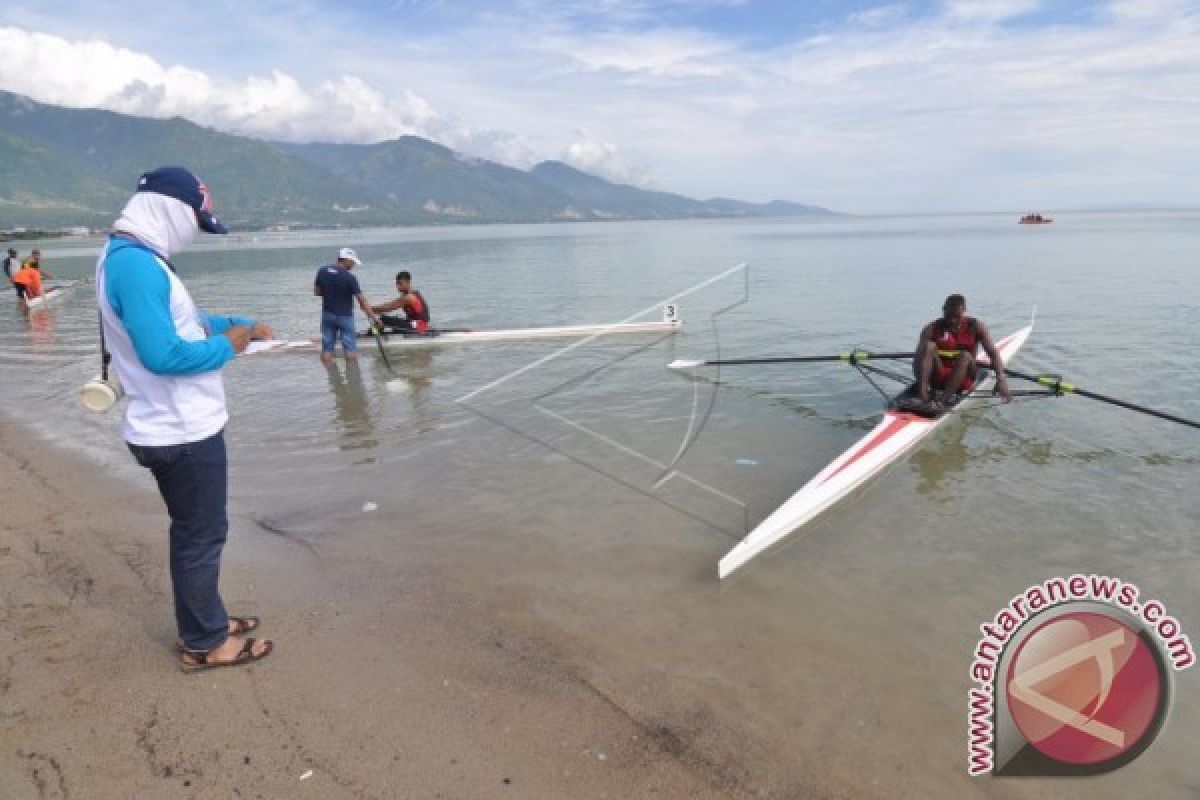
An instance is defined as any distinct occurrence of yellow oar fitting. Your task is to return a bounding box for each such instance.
[1037,376,1075,393]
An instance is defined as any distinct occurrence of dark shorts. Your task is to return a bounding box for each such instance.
[14,284,27,299]
[321,311,357,353]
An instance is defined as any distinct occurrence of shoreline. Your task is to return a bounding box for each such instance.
[0,420,741,799]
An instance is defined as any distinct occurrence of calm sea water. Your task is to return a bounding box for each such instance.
[3,213,1198,797]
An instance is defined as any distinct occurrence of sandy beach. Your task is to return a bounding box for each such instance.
[0,420,744,799]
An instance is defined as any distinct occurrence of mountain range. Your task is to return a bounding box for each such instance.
[0,90,832,229]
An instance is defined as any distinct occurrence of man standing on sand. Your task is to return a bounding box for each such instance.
[914,293,1012,408]
[96,166,274,671]
[314,247,381,366]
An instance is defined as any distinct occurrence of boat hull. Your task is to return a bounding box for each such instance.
[245,319,681,355]
[718,324,1033,579]
[26,282,78,310]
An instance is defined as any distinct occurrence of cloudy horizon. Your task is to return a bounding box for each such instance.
[1,1,1198,213]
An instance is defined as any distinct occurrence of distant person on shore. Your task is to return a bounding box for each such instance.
[11,251,54,309]
[314,247,381,366]
[96,166,274,672]
[914,294,1012,408]
[3,247,18,287]
[371,270,431,333]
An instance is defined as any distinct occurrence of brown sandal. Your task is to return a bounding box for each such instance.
[180,638,273,673]
[176,616,260,652]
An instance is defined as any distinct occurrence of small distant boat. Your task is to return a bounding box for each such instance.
[1019,213,1053,224]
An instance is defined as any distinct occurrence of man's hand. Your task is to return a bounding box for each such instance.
[224,325,252,353]
[249,322,274,340]
[996,379,1013,403]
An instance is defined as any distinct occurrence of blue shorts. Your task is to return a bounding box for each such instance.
[321,311,357,353]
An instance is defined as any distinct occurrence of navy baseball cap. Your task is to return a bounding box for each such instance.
[136,166,228,234]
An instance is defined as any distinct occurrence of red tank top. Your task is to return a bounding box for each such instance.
[932,316,978,361]
[406,290,429,333]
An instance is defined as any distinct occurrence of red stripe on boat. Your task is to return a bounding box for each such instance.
[818,412,926,485]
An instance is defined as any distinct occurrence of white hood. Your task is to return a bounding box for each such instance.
[112,192,199,258]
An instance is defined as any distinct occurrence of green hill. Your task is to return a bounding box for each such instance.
[0,90,833,230]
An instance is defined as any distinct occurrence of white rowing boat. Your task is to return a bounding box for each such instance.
[718,323,1033,579]
[26,281,80,311]
[245,304,681,355]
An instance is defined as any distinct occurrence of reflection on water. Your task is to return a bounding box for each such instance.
[909,420,973,498]
[26,306,59,349]
[377,349,440,435]
[325,360,377,454]
[3,215,1200,800]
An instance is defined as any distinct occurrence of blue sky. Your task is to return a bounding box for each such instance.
[1,0,1198,212]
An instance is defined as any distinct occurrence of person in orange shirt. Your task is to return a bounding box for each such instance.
[11,251,53,309]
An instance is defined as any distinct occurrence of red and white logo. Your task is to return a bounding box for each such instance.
[1006,611,1163,767]
[967,576,1191,777]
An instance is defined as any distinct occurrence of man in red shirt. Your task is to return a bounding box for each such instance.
[914,294,1012,406]
[372,270,431,334]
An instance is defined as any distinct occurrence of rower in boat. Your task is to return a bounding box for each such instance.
[914,294,1011,409]
[371,270,431,334]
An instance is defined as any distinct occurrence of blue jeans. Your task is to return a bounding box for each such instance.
[128,430,230,652]
[321,311,357,353]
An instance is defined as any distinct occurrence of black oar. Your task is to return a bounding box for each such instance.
[668,351,912,370]
[1004,368,1200,430]
[369,323,395,372]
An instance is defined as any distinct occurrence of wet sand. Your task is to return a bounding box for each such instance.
[3,408,1198,799]
[0,421,741,799]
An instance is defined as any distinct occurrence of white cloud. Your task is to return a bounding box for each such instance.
[942,0,1040,24]
[561,128,653,186]
[3,1,1200,212]
[0,25,533,167]
[849,5,910,28]
[551,29,738,80]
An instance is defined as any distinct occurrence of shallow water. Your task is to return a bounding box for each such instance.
[3,212,1198,796]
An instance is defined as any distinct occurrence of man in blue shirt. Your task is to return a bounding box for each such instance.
[314,247,381,366]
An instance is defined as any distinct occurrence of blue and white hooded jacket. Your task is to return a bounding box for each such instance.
[96,191,254,446]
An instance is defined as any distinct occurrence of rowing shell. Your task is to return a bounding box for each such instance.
[719,323,1033,579]
[245,308,681,355]
[26,281,80,311]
